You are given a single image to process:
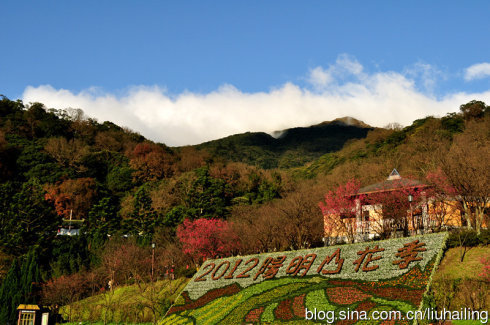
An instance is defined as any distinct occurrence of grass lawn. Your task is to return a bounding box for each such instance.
[61,277,190,324]
[434,246,489,280]
[63,323,152,325]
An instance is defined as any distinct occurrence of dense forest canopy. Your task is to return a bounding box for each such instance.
[0,95,488,323]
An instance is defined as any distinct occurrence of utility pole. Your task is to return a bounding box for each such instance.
[151,243,155,282]
[408,194,414,234]
[151,242,156,325]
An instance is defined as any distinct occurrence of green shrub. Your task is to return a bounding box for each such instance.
[447,229,479,248]
[175,266,196,278]
[477,229,490,245]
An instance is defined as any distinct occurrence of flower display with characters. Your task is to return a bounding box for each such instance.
[161,232,447,324]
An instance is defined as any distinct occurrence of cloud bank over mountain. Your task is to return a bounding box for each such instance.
[23,56,490,146]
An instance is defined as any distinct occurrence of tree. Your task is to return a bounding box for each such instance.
[175,146,209,173]
[94,131,124,152]
[123,185,160,237]
[276,184,324,250]
[0,249,41,324]
[44,137,90,172]
[319,179,361,243]
[233,182,323,253]
[479,257,490,282]
[128,142,175,182]
[244,169,282,204]
[106,166,133,193]
[49,236,91,278]
[425,169,460,231]
[0,130,17,181]
[100,238,151,286]
[183,167,229,219]
[23,102,70,138]
[440,118,490,234]
[87,196,121,240]
[231,204,286,254]
[44,177,97,219]
[0,258,21,324]
[177,218,240,263]
[459,100,487,120]
[0,179,59,255]
[41,272,88,321]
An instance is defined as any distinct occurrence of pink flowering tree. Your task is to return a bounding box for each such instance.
[319,179,361,243]
[177,218,240,264]
[479,257,490,282]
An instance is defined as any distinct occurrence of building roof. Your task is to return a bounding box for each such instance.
[17,304,40,310]
[357,169,427,195]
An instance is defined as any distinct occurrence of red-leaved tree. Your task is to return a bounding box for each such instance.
[365,179,425,238]
[41,272,92,321]
[480,257,490,282]
[44,177,97,219]
[176,218,240,263]
[319,179,361,243]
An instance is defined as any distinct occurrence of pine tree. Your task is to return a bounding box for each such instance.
[0,249,41,324]
[0,179,60,255]
[0,258,21,324]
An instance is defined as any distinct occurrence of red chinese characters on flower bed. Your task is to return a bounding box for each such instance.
[286,254,317,277]
[192,241,427,281]
[317,247,344,274]
[392,240,427,269]
[254,256,286,280]
[353,245,385,272]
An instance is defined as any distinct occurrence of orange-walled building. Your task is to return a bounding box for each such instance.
[323,169,486,244]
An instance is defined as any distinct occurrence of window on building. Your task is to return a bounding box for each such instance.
[460,210,467,227]
[413,213,423,229]
[19,311,35,325]
[363,210,370,221]
[340,213,354,219]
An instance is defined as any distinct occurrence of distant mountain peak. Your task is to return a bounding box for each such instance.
[317,116,371,128]
[271,117,371,139]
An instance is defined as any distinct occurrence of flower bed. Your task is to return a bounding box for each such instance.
[161,232,447,324]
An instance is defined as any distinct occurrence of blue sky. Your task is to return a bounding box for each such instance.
[1,1,490,145]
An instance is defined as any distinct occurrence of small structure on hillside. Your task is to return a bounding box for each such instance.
[57,218,84,236]
[17,304,51,325]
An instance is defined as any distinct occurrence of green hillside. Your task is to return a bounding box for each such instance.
[196,117,372,169]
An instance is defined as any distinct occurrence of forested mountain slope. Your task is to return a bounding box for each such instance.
[196,117,372,169]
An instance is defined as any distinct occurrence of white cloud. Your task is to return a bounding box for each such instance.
[403,62,446,93]
[23,57,490,146]
[464,62,490,81]
[308,54,365,89]
[308,67,333,88]
[336,54,364,76]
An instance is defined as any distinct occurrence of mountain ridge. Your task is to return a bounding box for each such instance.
[195,116,373,169]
